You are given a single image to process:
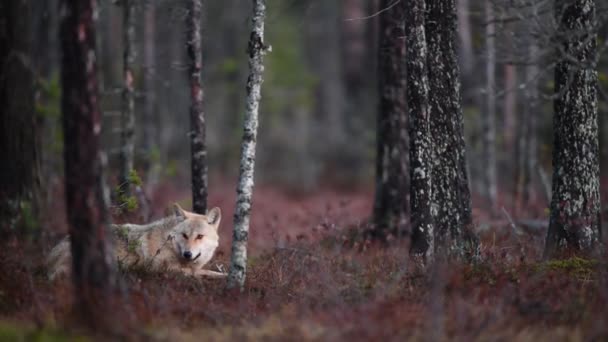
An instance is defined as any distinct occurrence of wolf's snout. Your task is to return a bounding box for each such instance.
[183,251,192,260]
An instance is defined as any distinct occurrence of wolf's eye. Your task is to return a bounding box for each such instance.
[182,233,188,240]
[196,234,204,240]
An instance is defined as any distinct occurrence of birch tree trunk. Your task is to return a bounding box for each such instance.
[187,0,208,214]
[545,0,602,257]
[406,0,434,260]
[482,0,497,210]
[227,0,268,290]
[426,0,476,257]
[371,0,409,240]
[60,0,117,328]
[119,0,136,195]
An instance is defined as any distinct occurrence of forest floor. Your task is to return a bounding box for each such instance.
[0,179,607,341]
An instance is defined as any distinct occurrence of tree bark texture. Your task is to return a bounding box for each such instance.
[119,0,136,195]
[0,0,39,233]
[545,0,602,257]
[227,0,267,290]
[372,0,409,240]
[406,0,434,260]
[60,0,117,327]
[426,0,476,257]
[187,0,208,214]
[482,0,497,210]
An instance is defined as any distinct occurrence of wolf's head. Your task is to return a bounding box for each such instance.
[170,204,221,266]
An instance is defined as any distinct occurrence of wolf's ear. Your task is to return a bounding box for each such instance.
[206,207,221,227]
[171,203,188,219]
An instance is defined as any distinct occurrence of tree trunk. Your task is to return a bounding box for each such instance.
[515,22,539,213]
[503,64,517,158]
[482,0,497,210]
[406,0,434,260]
[187,0,208,214]
[426,0,476,257]
[119,0,136,195]
[545,0,602,257]
[227,0,268,290]
[143,0,159,186]
[0,0,39,233]
[456,0,473,76]
[371,0,408,240]
[60,0,117,328]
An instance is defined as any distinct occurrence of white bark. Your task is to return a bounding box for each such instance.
[227,0,268,290]
[119,0,136,195]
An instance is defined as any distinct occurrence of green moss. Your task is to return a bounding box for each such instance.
[538,257,598,279]
[0,322,87,342]
[128,169,143,187]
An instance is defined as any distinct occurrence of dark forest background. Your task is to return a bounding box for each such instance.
[31,0,608,198]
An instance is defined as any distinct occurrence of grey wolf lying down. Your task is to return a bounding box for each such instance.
[47,204,226,280]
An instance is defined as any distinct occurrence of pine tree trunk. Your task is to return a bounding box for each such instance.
[426,0,476,257]
[119,0,136,195]
[482,0,497,210]
[60,0,117,328]
[371,0,408,240]
[0,0,39,233]
[406,0,434,259]
[227,0,268,290]
[545,0,602,257]
[187,0,208,214]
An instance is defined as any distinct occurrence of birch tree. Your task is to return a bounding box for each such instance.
[371,0,408,240]
[406,0,434,259]
[545,0,602,257]
[227,0,269,290]
[119,0,136,196]
[60,0,117,327]
[482,0,498,210]
[187,0,208,214]
[426,0,476,257]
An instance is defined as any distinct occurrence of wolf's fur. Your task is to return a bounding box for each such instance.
[47,204,226,280]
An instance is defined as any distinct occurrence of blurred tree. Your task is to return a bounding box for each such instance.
[371,0,409,241]
[515,2,540,213]
[545,0,602,257]
[456,0,473,76]
[187,0,208,214]
[0,0,39,234]
[482,0,498,211]
[227,0,268,290]
[60,0,117,327]
[143,0,159,185]
[427,0,476,257]
[119,0,136,196]
[406,0,434,259]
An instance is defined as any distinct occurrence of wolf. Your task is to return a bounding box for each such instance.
[47,204,226,280]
